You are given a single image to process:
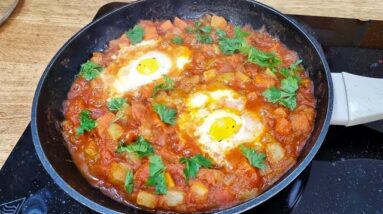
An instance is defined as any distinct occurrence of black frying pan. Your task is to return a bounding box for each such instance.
[31,0,332,213]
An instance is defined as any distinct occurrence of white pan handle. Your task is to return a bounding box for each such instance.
[331,72,383,126]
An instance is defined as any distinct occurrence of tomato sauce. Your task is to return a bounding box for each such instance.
[62,15,316,212]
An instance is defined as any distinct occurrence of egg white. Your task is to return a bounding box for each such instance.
[113,51,172,93]
[179,89,265,169]
[194,110,264,169]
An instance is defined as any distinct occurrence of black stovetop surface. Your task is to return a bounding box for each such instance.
[1,2,383,214]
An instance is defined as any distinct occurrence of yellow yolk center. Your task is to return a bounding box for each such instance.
[209,117,240,141]
[137,58,159,75]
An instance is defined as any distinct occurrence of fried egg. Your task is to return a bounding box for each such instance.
[102,40,192,94]
[179,89,265,169]
[113,51,172,93]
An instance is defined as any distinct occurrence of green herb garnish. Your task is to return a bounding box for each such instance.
[153,103,177,125]
[240,146,266,169]
[262,75,300,110]
[79,60,104,81]
[279,59,303,77]
[246,46,282,68]
[116,136,154,157]
[147,155,167,194]
[125,25,144,45]
[215,28,227,39]
[107,97,127,112]
[124,170,134,193]
[152,75,175,97]
[180,154,212,181]
[76,110,97,135]
[171,36,184,44]
[186,20,214,44]
[196,33,213,44]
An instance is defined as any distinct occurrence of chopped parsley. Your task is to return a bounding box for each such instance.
[179,154,212,181]
[79,60,104,81]
[279,59,303,77]
[186,21,214,44]
[240,146,266,169]
[246,46,282,68]
[107,97,127,112]
[196,33,213,44]
[124,170,134,194]
[153,103,177,125]
[218,26,281,69]
[76,110,97,135]
[152,75,175,97]
[215,28,227,39]
[147,155,167,194]
[125,25,144,45]
[262,66,301,110]
[171,36,184,44]
[116,136,154,157]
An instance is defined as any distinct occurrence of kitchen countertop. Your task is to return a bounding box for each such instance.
[1,0,383,168]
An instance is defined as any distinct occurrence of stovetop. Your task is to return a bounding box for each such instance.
[1,2,383,214]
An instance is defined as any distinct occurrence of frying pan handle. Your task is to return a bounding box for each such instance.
[331,72,383,126]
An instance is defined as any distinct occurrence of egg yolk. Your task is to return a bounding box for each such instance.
[209,117,240,141]
[137,58,159,75]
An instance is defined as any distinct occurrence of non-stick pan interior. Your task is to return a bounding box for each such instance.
[31,0,332,213]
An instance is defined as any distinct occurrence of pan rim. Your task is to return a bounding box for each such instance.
[31,0,333,213]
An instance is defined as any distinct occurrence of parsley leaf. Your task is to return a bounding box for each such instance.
[200,25,212,33]
[125,25,144,45]
[116,136,154,157]
[186,26,197,33]
[107,97,127,112]
[179,154,212,181]
[262,86,298,110]
[218,26,249,55]
[147,155,167,194]
[153,103,177,125]
[262,87,281,103]
[196,33,213,44]
[152,75,175,97]
[79,60,104,81]
[124,170,134,193]
[247,46,282,68]
[234,26,250,38]
[279,59,303,77]
[194,20,202,27]
[219,37,244,55]
[76,110,97,135]
[240,146,266,169]
[281,76,299,93]
[171,36,184,44]
[215,28,227,39]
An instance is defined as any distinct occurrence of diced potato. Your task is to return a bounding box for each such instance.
[238,189,259,201]
[107,123,124,140]
[266,142,285,163]
[137,191,158,209]
[165,172,175,188]
[211,15,227,29]
[84,140,98,161]
[190,181,208,201]
[108,162,129,185]
[164,190,185,207]
[274,107,288,118]
[216,72,235,84]
[203,69,217,82]
[235,71,250,82]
